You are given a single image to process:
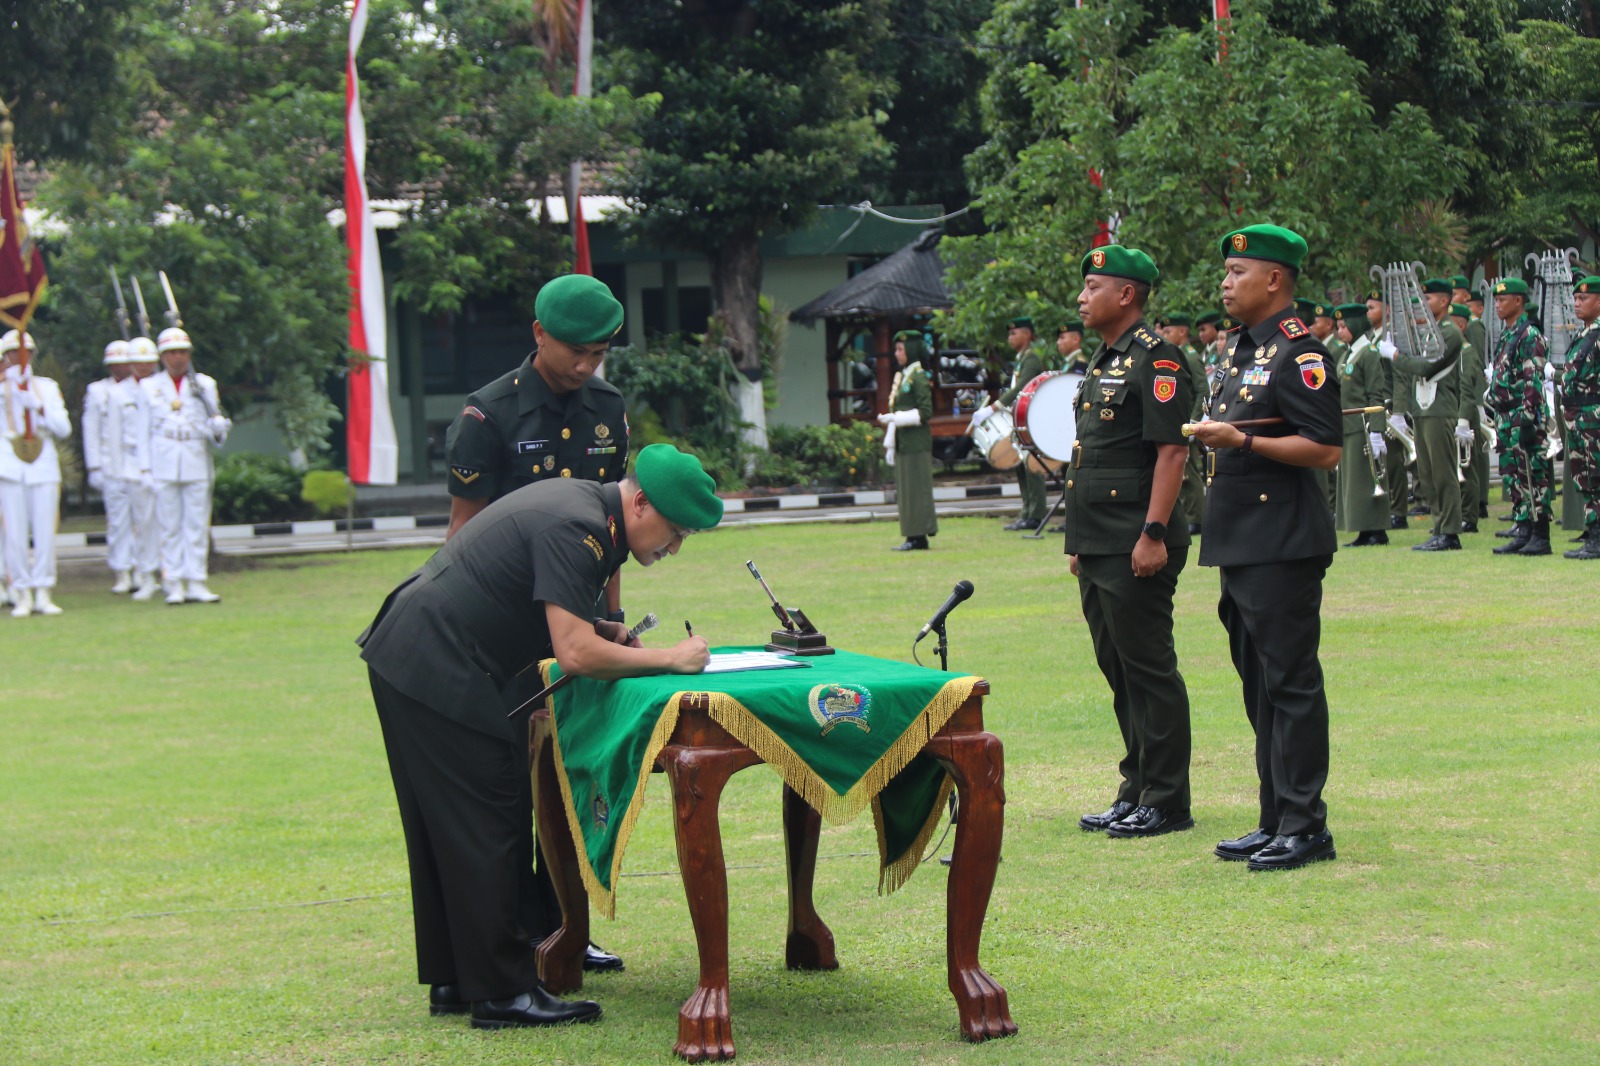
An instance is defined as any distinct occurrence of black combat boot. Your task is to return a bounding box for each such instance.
[1565,527,1600,560]
[1492,522,1530,554]
[1515,518,1552,556]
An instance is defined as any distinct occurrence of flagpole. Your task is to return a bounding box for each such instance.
[569,0,595,276]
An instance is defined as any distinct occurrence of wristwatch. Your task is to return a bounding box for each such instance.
[1141,521,1167,541]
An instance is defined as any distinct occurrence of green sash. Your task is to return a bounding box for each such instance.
[540,647,982,917]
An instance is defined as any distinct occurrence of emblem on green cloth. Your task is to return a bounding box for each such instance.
[808,684,872,736]
[592,795,609,830]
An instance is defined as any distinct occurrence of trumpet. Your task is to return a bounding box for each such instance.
[1386,415,1418,464]
[1365,428,1388,498]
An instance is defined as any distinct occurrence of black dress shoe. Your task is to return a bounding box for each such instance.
[1214,827,1275,861]
[1343,531,1388,547]
[470,986,602,1029]
[430,983,468,1016]
[891,535,929,551]
[1247,829,1336,871]
[1188,523,1202,535]
[1388,515,1408,530]
[1078,799,1136,832]
[1408,505,1430,517]
[583,942,625,973]
[1048,523,1066,533]
[1105,805,1195,838]
[1413,533,1461,551]
[1460,521,1478,533]
[1002,518,1032,531]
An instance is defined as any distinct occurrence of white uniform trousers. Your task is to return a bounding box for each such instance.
[132,479,161,575]
[103,476,137,572]
[0,480,61,589]
[155,478,213,582]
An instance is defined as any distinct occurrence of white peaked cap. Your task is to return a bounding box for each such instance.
[128,336,159,361]
[105,339,133,364]
[157,327,192,353]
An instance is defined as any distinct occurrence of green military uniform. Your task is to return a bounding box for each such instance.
[1370,314,1411,528]
[999,321,1047,528]
[887,331,937,549]
[1332,305,1389,539]
[1177,339,1208,530]
[1064,246,1194,834]
[1058,320,1091,375]
[1390,280,1464,546]
[1560,277,1600,559]
[1315,303,1346,511]
[1463,309,1491,516]
[1203,226,1341,870]
[1487,278,1555,555]
[1453,306,1489,533]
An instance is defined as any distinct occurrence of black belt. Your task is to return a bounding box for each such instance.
[1071,443,1148,469]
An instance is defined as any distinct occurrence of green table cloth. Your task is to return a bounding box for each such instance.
[539,647,983,917]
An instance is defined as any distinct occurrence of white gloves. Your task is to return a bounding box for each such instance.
[1377,339,1397,359]
[883,422,896,465]
[1369,432,1388,460]
[87,469,104,492]
[1387,414,1408,436]
[1455,419,1474,446]
[16,387,43,412]
[208,415,231,444]
[890,409,921,428]
[1545,434,1563,460]
[969,403,994,425]
[876,412,894,427]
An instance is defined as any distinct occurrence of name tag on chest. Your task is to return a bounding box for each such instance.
[516,440,550,454]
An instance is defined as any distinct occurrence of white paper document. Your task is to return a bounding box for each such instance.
[700,651,811,674]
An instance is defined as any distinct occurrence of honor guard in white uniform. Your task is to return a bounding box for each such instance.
[125,337,165,600]
[0,330,72,616]
[83,340,154,593]
[141,327,230,604]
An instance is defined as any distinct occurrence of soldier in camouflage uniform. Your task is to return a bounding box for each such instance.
[1486,278,1555,556]
[1561,276,1600,560]
[879,329,938,551]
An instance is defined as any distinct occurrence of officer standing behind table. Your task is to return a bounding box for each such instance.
[1065,247,1197,839]
[440,273,631,975]
[0,330,72,616]
[142,327,230,605]
[1188,225,1343,872]
[358,444,719,1029]
[1560,275,1600,560]
[83,340,154,594]
[125,337,165,601]
[879,329,937,551]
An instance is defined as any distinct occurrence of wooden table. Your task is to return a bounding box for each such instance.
[529,681,1016,1062]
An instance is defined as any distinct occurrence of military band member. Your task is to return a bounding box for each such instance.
[997,316,1047,531]
[1450,303,1488,533]
[880,329,937,551]
[1333,305,1390,545]
[1561,276,1600,560]
[1365,289,1409,529]
[83,339,153,593]
[143,328,229,604]
[1380,279,1463,550]
[359,444,719,1028]
[125,337,165,600]
[1065,247,1195,839]
[1486,278,1555,556]
[1056,320,1089,374]
[0,330,71,616]
[1189,225,1342,871]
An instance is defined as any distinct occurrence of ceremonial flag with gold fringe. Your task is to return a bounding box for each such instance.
[539,647,982,918]
[0,113,47,334]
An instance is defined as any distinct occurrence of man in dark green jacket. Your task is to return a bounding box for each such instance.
[997,317,1047,531]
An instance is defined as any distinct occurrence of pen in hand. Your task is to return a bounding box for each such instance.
[685,620,695,638]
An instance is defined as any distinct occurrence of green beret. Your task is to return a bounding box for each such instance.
[892,329,920,342]
[1421,277,1453,295]
[1294,298,1317,318]
[1363,287,1383,303]
[1218,315,1238,330]
[1448,302,1472,319]
[1163,312,1192,327]
[1007,316,1035,332]
[1469,289,1487,302]
[1058,320,1084,334]
[1080,245,1159,286]
[1527,302,1540,317]
[1312,302,1334,320]
[1332,302,1364,321]
[1449,275,1470,290]
[1219,224,1308,271]
[1493,278,1530,297]
[635,444,723,531]
[535,275,624,345]
[1574,276,1600,294]
[1196,311,1222,327]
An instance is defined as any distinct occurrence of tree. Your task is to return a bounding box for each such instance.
[0,0,139,160]
[599,0,895,445]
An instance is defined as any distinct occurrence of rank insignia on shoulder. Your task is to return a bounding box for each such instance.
[461,405,487,423]
[1279,317,1309,339]
[1151,359,1182,372]
[451,466,481,484]
[1153,375,1177,403]
[582,534,605,561]
[1132,327,1161,350]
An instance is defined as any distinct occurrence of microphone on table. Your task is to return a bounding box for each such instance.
[915,580,974,644]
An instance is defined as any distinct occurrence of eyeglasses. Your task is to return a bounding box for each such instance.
[671,524,698,541]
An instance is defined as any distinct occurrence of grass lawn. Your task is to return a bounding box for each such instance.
[2,515,1596,1064]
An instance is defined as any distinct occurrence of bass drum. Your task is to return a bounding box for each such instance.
[1015,371,1084,471]
[970,407,1022,471]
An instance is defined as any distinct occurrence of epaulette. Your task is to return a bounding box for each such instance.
[1279,317,1310,340]
[1131,325,1162,350]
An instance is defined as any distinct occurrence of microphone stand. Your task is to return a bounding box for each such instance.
[933,617,950,672]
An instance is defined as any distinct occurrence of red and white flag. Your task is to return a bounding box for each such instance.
[344,0,397,485]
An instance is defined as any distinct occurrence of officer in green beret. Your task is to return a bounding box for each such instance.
[996,316,1048,531]
[1189,224,1342,871]
[879,330,938,550]
[1560,276,1600,559]
[1065,245,1196,839]
[1376,278,1465,550]
[1449,302,1489,533]
[359,444,720,1027]
[1332,304,1390,545]
[1056,320,1090,374]
[1487,277,1556,554]
[441,273,632,971]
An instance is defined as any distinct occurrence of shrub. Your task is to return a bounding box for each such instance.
[212,452,305,524]
[300,469,354,517]
[762,422,885,487]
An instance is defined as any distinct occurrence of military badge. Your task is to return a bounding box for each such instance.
[461,404,486,422]
[1100,408,1115,421]
[1153,375,1177,403]
[450,466,480,485]
[596,423,610,439]
[1152,359,1182,372]
[1265,342,1279,362]
[1132,327,1160,350]
[1101,387,1117,402]
[1279,317,1309,339]
[582,534,605,561]
[1092,249,1107,268]
[544,455,556,470]
[1242,368,1271,386]
[808,684,872,736]
[1297,355,1327,390]
[1232,233,1248,252]
[592,795,609,830]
